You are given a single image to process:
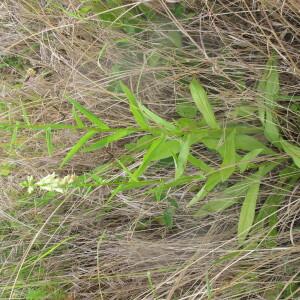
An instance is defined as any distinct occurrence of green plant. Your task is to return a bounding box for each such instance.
[52,56,299,243]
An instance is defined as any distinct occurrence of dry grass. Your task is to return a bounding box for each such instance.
[0,1,300,299]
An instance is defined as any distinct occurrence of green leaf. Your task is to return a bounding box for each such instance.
[264,56,280,107]
[219,129,236,181]
[120,82,149,129]
[9,121,19,152]
[194,198,237,218]
[45,128,54,156]
[132,135,165,181]
[257,56,281,145]
[187,171,220,207]
[188,154,213,173]
[189,79,219,129]
[264,109,280,144]
[72,105,85,128]
[84,128,136,152]
[235,134,274,154]
[68,98,109,130]
[176,101,197,118]
[280,139,300,168]
[257,55,279,124]
[175,134,191,179]
[150,132,206,163]
[232,105,257,118]
[189,129,237,206]
[238,178,261,244]
[60,130,97,168]
[151,140,181,161]
[239,148,263,173]
[140,104,177,132]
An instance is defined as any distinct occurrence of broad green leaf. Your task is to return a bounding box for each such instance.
[257,55,279,125]
[257,56,281,145]
[125,135,153,152]
[83,128,136,152]
[235,134,274,154]
[188,131,237,207]
[239,148,263,172]
[258,161,281,178]
[140,104,177,132]
[151,133,206,162]
[45,128,54,156]
[187,171,221,207]
[189,79,219,129]
[68,98,109,130]
[194,198,237,218]
[264,109,280,144]
[60,130,97,168]
[201,137,220,151]
[152,140,181,161]
[280,139,300,168]
[238,178,261,244]
[232,105,257,118]
[264,56,279,107]
[189,130,237,206]
[176,101,197,118]
[188,154,213,173]
[176,118,199,131]
[220,129,236,181]
[120,82,149,129]
[132,135,165,181]
[175,134,191,179]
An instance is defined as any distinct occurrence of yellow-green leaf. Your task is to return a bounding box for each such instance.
[120,82,149,130]
[60,130,97,168]
[68,98,109,130]
[238,179,261,244]
[220,129,236,181]
[189,79,219,129]
[84,128,136,152]
[175,134,191,179]
[281,139,300,168]
[132,135,165,181]
[239,148,263,173]
[140,104,177,132]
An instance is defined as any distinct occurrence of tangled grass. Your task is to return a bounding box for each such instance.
[0,1,300,299]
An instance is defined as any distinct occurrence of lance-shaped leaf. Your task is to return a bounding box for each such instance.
[68,98,109,130]
[280,139,300,168]
[190,79,219,129]
[120,82,149,129]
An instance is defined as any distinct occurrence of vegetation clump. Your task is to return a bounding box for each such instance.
[1,1,299,299]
